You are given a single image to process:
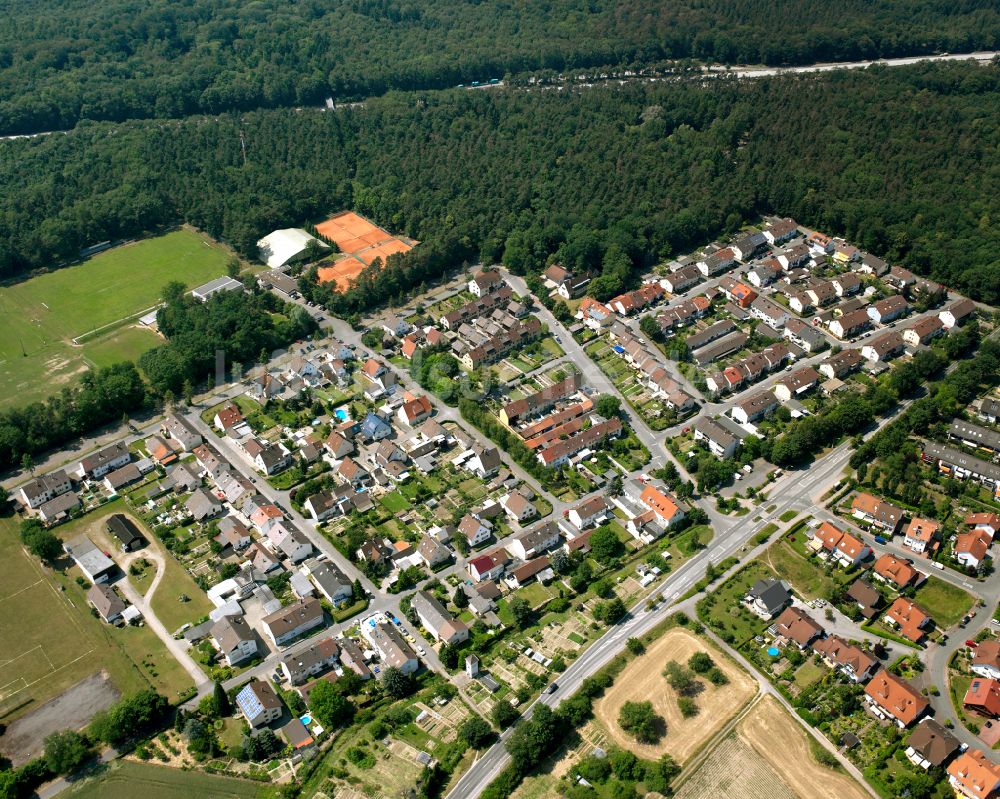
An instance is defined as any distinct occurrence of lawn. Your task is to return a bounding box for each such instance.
[148,550,216,634]
[380,491,411,513]
[0,228,235,408]
[66,761,271,799]
[913,577,976,629]
[697,561,776,646]
[759,538,843,601]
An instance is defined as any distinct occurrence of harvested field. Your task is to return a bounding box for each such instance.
[738,695,869,799]
[593,627,757,763]
[675,733,795,799]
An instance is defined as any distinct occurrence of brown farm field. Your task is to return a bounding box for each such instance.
[738,695,869,799]
[674,733,796,799]
[593,627,757,763]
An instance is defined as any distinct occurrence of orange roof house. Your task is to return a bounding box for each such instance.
[872,553,920,588]
[966,513,1000,539]
[965,678,1000,718]
[639,484,683,526]
[812,521,845,551]
[884,597,932,643]
[864,669,929,727]
[774,607,824,648]
[948,750,1000,799]
[833,531,869,566]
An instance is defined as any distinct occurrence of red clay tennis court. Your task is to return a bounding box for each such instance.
[314,211,417,291]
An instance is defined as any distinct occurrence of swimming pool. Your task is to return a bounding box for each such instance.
[334,407,350,421]
[767,646,780,657]
[299,714,313,726]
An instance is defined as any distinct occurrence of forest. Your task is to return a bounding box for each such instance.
[1,61,998,305]
[0,0,998,134]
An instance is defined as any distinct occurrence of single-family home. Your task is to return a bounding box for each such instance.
[506,522,561,561]
[417,537,451,569]
[903,518,940,555]
[774,607,824,649]
[87,584,127,623]
[867,295,908,325]
[281,637,340,685]
[955,531,992,570]
[235,680,283,728]
[947,749,1000,799]
[939,298,977,330]
[468,549,510,582]
[398,395,433,427]
[214,403,245,433]
[972,642,1000,681]
[884,597,932,643]
[964,678,1000,719]
[458,514,493,547]
[851,492,905,533]
[847,579,883,619]
[743,579,792,619]
[872,553,921,589]
[773,367,821,402]
[262,597,325,647]
[818,348,863,379]
[905,719,961,770]
[903,316,945,347]
[412,591,469,645]
[828,309,871,340]
[864,669,929,728]
[211,615,259,666]
[862,331,905,362]
[732,391,779,425]
[503,491,538,524]
[966,513,1000,540]
[812,636,878,683]
[469,270,504,297]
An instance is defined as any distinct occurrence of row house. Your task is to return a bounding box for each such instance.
[460,318,542,369]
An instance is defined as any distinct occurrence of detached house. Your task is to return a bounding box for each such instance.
[872,553,921,589]
[955,531,992,570]
[468,549,510,582]
[412,591,469,645]
[884,597,932,643]
[864,669,929,728]
[851,492,905,534]
[774,607,824,649]
[236,680,283,729]
[903,518,940,554]
[940,298,976,329]
[743,579,792,619]
[867,295,908,325]
[812,636,878,683]
[947,749,1000,799]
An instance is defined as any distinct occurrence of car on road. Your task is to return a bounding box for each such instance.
[547,683,558,694]
[874,535,887,545]
[933,561,944,570]
[966,640,978,648]
[417,646,426,656]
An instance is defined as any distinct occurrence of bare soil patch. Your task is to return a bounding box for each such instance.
[0,671,119,765]
[738,695,868,799]
[593,627,757,763]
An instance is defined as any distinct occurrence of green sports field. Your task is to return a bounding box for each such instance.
[0,228,235,409]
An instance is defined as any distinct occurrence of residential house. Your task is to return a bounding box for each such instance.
[732,391,779,425]
[236,680,283,728]
[412,591,469,645]
[955,531,992,570]
[75,441,131,480]
[949,420,1000,456]
[281,637,340,685]
[872,553,920,589]
[398,395,433,427]
[360,412,393,442]
[833,531,871,567]
[747,259,783,288]
[903,518,940,555]
[161,415,203,452]
[214,403,245,433]
[458,513,493,547]
[500,373,582,426]
[947,749,1000,799]
[864,669,929,727]
[744,579,792,619]
[832,273,862,297]
[859,253,890,276]
[302,559,351,604]
[812,636,878,683]
[87,584,127,623]
[922,442,1000,496]
[185,487,223,521]
[536,418,622,467]
[460,444,502,478]
[774,607,824,649]
[324,431,354,460]
[468,549,510,582]
[972,642,1000,681]
[261,597,325,647]
[884,597,932,643]
[638,484,685,530]
[661,264,703,294]
[507,556,552,589]
[818,348,863,379]
[747,297,790,331]
[903,316,945,347]
[578,297,614,331]
[211,615,258,666]
[339,639,372,680]
[19,470,73,510]
[720,278,758,308]
[216,517,252,551]
[940,298,977,329]
[806,280,838,308]
[905,719,961,770]
[773,367,821,402]
[368,622,419,674]
[506,522,561,561]
[304,490,340,523]
[337,457,371,488]
[417,537,451,569]
[763,217,799,244]
[693,416,739,459]
[852,492,905,533]
[964,679,1000,719]
[732,232,768,262]
[867,295,908,325]
[568,496,611,530]
[967,514,1000,540]
[696,247,737,277]
[468,269,504,297]
[862,331,905,362]
[829,309,871,340]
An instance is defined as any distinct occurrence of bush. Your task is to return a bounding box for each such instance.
[688,652,714,673]
[677,696,699,718]
[617,701,662,744]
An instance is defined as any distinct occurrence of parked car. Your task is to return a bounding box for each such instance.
[933,561,945,570]
[966,640,978,648]
[874,536,887,545]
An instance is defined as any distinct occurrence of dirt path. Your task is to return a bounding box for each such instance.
[593,627,757,763]
[738,695,869,799]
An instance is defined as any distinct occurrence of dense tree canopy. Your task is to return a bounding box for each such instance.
[0,62,997,306]
[0,0,996,135]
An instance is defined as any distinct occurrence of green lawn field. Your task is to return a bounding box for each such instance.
[0,228,235,409]
[66,761,273,799]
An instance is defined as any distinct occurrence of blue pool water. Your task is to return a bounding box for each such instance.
[334,408,349,421]
[767,646,780,657]
[299,714,313,725]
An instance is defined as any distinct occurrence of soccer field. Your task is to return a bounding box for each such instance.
[0,228,235,409]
